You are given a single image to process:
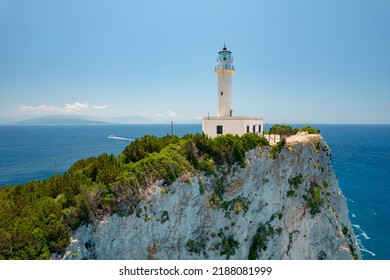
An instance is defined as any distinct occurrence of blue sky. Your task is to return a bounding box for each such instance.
[0,0,389,124]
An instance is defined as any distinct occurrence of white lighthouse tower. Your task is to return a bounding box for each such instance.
[215,45,235,117]
[202,45,263,138]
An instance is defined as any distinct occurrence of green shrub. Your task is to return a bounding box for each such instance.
[241,133,269,150]
[299,126,320,134]
[318,251,327,260]
[160,211,170,224]
[287,190,295,197]
[342,225,349,236]
[213,177,226,197]
[248,223,273,260]
[198,178,205,195]
[220,235,239,259]
[269,125,298,136]
[270,137,286,159]
[199,160,215,175]
[208,194,221,208]
[186,236,207,255]
[307,182,322,215]
[322,180,329,188]
[268,125,320,136]
[288,174,303,189]
[222,196,250,218]
[121,135,179,164]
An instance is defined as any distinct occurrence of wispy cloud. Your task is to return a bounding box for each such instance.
[63,102,89,112]
[155,110,178,118]
[92,104,109,110]
[166,110,177,117]
[18,102,109,114]
[18,105,62,113]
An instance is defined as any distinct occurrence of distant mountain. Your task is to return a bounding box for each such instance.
[11,115,110,125]
[6,114,191,125]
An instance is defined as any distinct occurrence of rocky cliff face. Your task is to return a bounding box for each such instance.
[59,133,361,260]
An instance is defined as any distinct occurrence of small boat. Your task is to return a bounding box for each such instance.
[108,135,135,141]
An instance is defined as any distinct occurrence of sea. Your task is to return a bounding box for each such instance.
[0,124,389,260]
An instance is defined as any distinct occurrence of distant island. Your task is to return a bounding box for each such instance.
[9,115,110,125]
[4,114,172,125]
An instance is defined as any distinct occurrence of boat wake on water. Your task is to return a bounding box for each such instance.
[108,135,135,141]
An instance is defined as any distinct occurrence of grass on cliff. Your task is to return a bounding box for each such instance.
[0,132,268,260]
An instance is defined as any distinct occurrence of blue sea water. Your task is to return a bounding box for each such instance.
[0,124,389,260]
[0,124,198,187]
[314,124,390,260]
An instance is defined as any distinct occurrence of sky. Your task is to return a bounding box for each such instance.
[0,0,389,124]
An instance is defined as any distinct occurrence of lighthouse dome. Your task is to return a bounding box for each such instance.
[215,44,235,72]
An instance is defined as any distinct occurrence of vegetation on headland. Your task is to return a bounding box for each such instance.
[0,125,320,260]
[267,125,320,159]
[0,132,268,259]
[267,124,320,136]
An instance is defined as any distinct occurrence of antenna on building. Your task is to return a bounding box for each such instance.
[208,111,210,120]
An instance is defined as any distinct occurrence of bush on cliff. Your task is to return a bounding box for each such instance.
[268,124,319,135]
[269,125,298,136]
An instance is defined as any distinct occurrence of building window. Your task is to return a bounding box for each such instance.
[217,125,223,135]
[247,125,250,133]
[220,92,223,96]
[258,125,262,133]
[253,125,256,133]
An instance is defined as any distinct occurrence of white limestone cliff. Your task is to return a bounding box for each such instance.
[59,132,361,260]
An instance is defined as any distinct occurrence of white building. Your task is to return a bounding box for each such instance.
[202,45,263,138]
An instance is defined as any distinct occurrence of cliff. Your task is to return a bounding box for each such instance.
[58,132,360,260]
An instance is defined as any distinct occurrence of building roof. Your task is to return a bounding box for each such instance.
[218,44,231,54]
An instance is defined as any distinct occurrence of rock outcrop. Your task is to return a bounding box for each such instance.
[59,133,361,260]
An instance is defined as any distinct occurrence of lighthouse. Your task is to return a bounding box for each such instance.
[215,45,235,117]
[202,45,263,138]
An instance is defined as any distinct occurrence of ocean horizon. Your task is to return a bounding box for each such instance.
[0,123,389,259]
